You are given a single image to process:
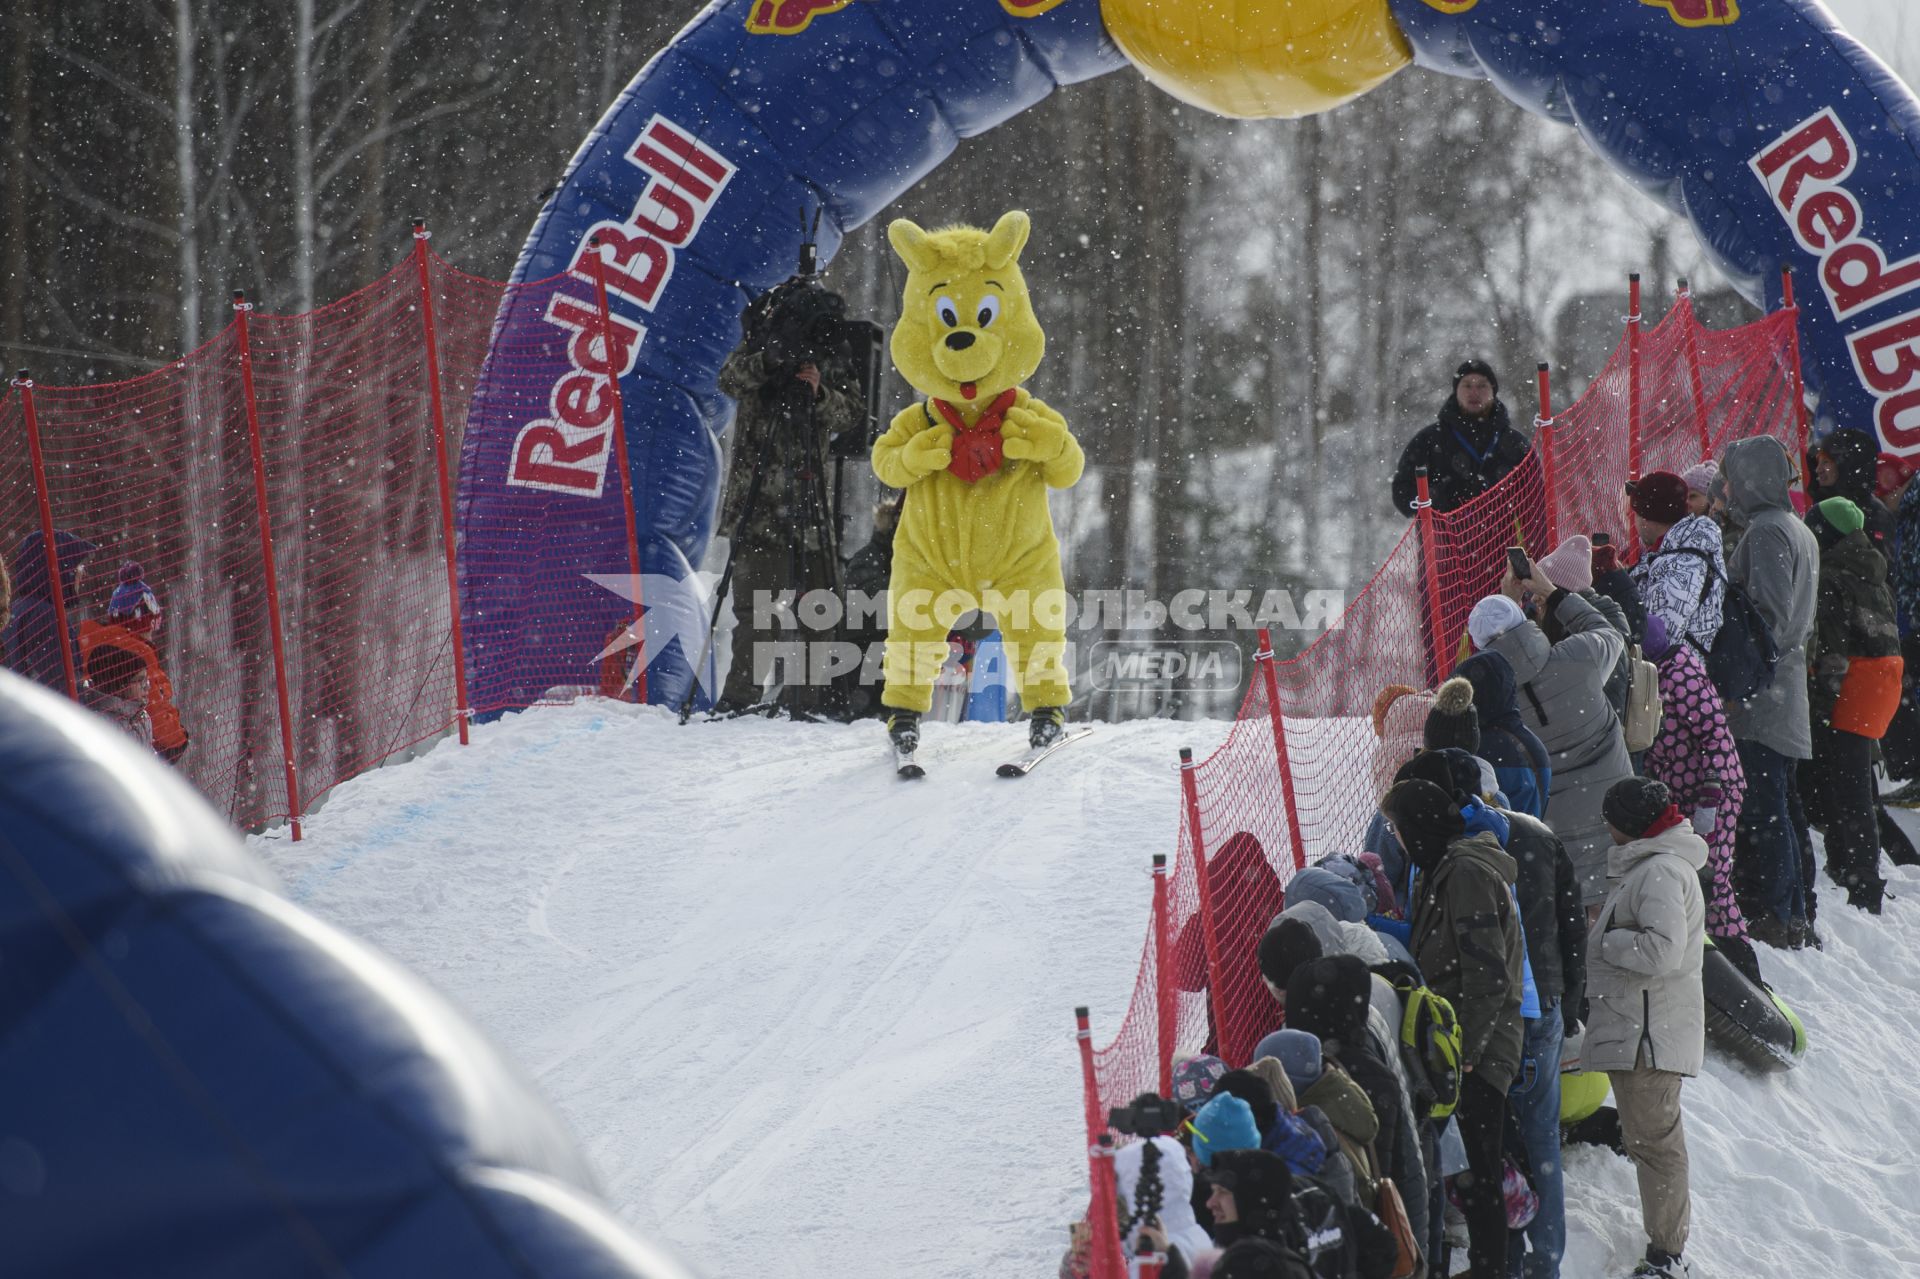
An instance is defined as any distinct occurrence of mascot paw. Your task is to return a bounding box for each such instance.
[1000,404,1067,463]
[902,425,955,478]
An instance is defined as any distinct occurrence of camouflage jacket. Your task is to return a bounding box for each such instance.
[717,347,864,554]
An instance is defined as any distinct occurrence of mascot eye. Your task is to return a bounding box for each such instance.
[976,296,1002,327]
[936,295,960,328]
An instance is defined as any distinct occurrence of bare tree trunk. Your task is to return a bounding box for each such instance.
[1298,118,1325,577]
[4,0,33,358]
[173,0,200,353]
[292,0,317,312]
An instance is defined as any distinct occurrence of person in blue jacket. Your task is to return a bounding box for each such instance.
[3,530,96,691]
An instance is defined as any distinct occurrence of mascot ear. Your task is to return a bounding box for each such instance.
[984,210,1030,270]
[888,218,939,275]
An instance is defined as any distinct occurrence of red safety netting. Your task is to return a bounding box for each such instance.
[1081,293,1805,1208]
[0,241,597,835]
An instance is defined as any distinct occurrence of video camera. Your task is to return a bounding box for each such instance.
[1108,1093,1184,1139]
[745,207,884,454]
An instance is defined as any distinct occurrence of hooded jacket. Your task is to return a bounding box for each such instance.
[1115,1135,1215,1272]
[1454,650,1551,820]
[1633,513,1727,650]
[1296,1061,1380,1198]
[1285,956,1428,1247]
[1806,428,1895,555]
[3,531,95,691]
[1280,874,1417,970]
[1391,397,1535,517]
[1723,436,1821,759]
[1406,831,1526,1091]
[1810,525,1901,726]
[1584,823,1708,1077]
[1486,588,1632,902]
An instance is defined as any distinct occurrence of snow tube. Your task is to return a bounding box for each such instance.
[0,672,689,1279]
[1703,936,1808,1074]
[460,0,1920,711]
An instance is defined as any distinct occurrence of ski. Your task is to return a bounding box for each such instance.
[894,745,925,779]
[997,727,1093,778]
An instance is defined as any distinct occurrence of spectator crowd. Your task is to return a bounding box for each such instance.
[1064,363,1920,1279]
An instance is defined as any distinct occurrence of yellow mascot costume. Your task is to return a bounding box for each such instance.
[873,210,1083,765]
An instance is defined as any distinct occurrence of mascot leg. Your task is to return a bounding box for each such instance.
[881,576,967,714]
[995,575,1071,711]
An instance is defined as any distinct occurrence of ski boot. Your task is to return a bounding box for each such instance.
[1028,705,1067,750]
[887,710,921,755]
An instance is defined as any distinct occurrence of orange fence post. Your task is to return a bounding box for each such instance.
[1679,277,1711,459]
[1535,362,1558,550]
[586,236,647,703]
[412,220,472,745]
[12,371,80,701]
[1413,468,1447,686]
[1255,627,1307,870]
[1628,272,1644,481]
[1151,852,1174,1099]
[1783,265,1809,479]
[1180,747,1231,1057]
[1075,1008,1127,1279]
[233,292,304,841]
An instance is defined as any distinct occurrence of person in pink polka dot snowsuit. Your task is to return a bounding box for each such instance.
[1642,614,1748,942]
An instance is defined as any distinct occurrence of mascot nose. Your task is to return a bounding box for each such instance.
[944,331,976,350]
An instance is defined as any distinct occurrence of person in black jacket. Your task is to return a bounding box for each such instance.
[1391,360,1535,517]
[1807,429,1895,555]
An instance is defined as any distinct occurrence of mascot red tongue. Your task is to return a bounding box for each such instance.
[869,210,1085,723]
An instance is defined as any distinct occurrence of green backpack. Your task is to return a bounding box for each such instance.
[1393,978,1465,1121]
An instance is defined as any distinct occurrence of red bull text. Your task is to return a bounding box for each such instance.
[1752,108,1920,449]
[508,116,735,497]
[1642,0,1739,28]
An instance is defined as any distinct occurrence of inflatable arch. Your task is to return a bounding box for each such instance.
[457,0,1920,711]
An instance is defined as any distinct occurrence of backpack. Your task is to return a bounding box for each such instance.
[1385,974,1465,1121]
[1654,545,1781,704]
[1622,643,1664,752]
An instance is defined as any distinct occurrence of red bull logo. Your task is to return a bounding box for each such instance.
[508,115,736,497]
[1753,108,1920,449]
[1643,0,1739,28]
[746,0,855,36]
[748,0,1064,35]
[1419,0,1480,13]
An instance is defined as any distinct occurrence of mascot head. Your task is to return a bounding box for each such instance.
[887,210,1043,406]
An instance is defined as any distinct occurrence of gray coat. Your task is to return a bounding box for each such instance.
[1721,436,1820,760]
[1488,589,1632,904]
[1584,823,1708,1077]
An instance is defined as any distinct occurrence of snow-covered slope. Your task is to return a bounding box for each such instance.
[252,704,1920,1277]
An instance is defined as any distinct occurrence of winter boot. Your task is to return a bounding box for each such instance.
[1629,1247,1693,1279]
[887,710,921,755]
[1028,705,1067,750]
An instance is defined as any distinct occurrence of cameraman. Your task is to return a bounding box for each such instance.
[715,284,866,713]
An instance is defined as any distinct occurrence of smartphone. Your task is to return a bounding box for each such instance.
[1507,547,1531,582]
[1592,532,1612,548]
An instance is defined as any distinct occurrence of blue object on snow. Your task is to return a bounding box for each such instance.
[966,630,1010,723]
[0,672,691,1279]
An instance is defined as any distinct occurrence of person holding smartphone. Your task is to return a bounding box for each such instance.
[1471,552,1633,907]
